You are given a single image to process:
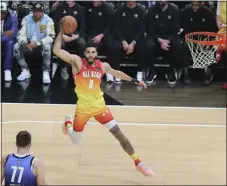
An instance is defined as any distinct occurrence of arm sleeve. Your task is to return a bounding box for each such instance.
[180,9,186,31]
[168,5,180,41]
[41,17,56,45]
[206,8,218,32]
[114,6,125,42]
[146,7,159,41]
[52,6,61,34]
[11,13,18,38]
[1,12,18,42]
[75,7,86,37]
[17,17,28,45]
[134,6,146,42]
[102,4,114,36]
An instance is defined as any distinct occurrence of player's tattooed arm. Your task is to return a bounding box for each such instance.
[109,125,135,156]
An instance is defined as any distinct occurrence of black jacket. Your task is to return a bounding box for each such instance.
[181,5,218,35]
[86,2,114,37]
[114,3,146,42]
[146,3,180,41]
[53,2,86,37]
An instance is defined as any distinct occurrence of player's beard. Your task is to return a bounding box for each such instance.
[86,56,96,65]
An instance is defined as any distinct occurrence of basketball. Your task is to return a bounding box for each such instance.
[61,16,78,34]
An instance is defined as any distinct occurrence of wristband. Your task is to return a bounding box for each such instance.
[131,78,139,84]
[132,40,136,45]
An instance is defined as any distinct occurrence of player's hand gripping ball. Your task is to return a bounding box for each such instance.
[60,16,78,34]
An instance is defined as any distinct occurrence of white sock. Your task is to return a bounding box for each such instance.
[103,120,117,129]
[67,126,83,144]
[137,71,142,76]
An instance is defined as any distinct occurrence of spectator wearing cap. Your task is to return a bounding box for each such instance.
[1,2,18,81]
[13,3,55,84]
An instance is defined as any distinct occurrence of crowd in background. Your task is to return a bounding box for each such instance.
[1,1,226,88]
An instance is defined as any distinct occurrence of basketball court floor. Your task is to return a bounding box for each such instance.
[1,103,226,185]
[1,68,226,185]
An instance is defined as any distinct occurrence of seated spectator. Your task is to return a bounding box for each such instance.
[86,0,115,82]
[53,0,86,80]
[205,1,217,13]
[112,1,146,84]
[1,2,18,81]
[13,3,55,84]
[49,1,61,13]
[181,1,217,85]
[145,1,181,86]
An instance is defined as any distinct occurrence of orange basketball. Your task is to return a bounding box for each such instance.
[61,16,78,34]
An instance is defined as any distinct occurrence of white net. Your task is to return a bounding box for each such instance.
[186,33,220,69]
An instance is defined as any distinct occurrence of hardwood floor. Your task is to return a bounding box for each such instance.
[1,104,226,185]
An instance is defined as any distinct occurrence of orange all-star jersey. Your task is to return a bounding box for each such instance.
[73,58,106,114]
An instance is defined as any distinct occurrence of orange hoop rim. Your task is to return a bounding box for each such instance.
[185,32,225,46]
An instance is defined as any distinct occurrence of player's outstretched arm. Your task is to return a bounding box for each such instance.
[1,155,6,184]
[33,158,47,185]
[53,31,74,64]
[102,62,147,89]
[52,31,82,70]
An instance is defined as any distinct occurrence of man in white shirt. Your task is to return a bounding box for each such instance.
[13,3,55,84]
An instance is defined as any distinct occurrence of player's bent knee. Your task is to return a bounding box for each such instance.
[73,124,85,132]
[103,119,117,130]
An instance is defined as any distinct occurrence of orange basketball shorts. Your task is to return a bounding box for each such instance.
[73,107,114,132]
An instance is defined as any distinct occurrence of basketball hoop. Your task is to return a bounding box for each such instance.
[185,32,226,69]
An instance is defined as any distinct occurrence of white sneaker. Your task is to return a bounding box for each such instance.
[106,73,114,82]
[18,79,30,90]
[4,70,12,81]
[17,69,31,81]
[43,71,51,84]
[114,78,122,84]
[61,67,69,80]
[137,71,143,81]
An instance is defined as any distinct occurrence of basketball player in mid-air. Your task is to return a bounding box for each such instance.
[53,19,154,176]
[1,131,46,186]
